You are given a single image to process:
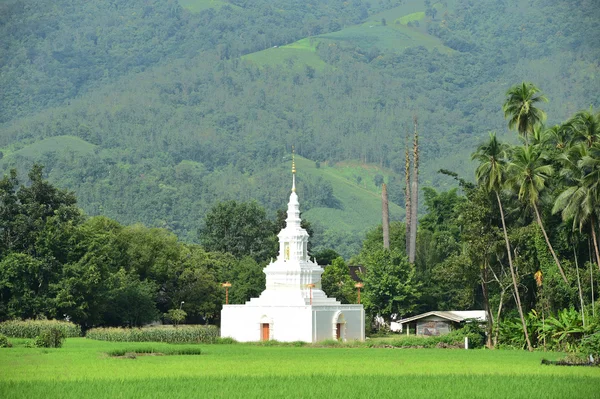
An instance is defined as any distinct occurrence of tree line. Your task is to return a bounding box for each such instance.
[346,83,600,349]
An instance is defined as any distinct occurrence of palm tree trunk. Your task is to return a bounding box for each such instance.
[494,287,506,347]
[533,203,568,284]
[496,191,533,351]
[591,217,600,273]
[489,261,507,348]
[482,260,493,348]
[573,244,586,327]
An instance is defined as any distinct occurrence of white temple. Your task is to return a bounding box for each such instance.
[220,154,365,342]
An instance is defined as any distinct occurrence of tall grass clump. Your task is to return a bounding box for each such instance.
[0,333,12,348]
[33,328,65,348]
[86,325,219,343]
[107,347,202,356]
[0,319,81,338]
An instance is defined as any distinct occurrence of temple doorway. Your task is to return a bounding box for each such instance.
[261,323,270,341]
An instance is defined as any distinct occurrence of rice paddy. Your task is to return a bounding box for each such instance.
[1,338,599,398]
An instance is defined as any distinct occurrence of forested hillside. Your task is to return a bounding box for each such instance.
[1,0,598,256]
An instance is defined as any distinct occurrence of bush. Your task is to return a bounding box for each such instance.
[0,319,81,338]
[86,325,219,343]
[580,333,600,359]
[0,333,12,348]
[164,309,187,326]
[33,328,65,348]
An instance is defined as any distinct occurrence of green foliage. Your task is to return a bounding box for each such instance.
[313,248,341,266]
[33,328,65,348]
[580,333,600,359]
[199,200,276,262]
[540,308,588,352]
[0,333,12,348]
[103,269,159,327]
[0,319,81,339]
[225,256,265,304]
[321,257,356,304]
[502,82,548,142]
[165,309,187,326]
[85,325,219,344]
[362,248,419,321]
[365,328,483,349]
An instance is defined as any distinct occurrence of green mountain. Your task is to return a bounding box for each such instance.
[0,0,598,257]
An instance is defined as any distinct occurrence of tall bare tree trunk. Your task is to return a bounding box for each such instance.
[482,260,493,348]
[494,287,506,347]
[591,217,600,273]
[496,191,533,351]
[405,136,411,256]
[382,183,390,249]
[590,237,596,318]
[532,203,568,284]
[489,262,507,347]
[573,244,586,326]
[409,116,419,264]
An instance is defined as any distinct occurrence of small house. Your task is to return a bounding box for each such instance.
[391,311,486,336]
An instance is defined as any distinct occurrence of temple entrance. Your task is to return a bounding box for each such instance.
[333,311,346,341]
[261,323,270,341]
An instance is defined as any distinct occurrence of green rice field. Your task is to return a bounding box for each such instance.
[1,338,599,398]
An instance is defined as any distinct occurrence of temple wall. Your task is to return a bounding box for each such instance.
[221,305,364,343]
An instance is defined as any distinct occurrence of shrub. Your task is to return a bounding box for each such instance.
[0,319,81,338]
[0,333,12,348]
[580,333,600,359]
[86,325,219,343]
[33,328,65,348]
[164,309,187,326]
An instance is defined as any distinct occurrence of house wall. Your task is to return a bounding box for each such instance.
[416,316,454,336]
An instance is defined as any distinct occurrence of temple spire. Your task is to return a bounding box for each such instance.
[292,145,296,192]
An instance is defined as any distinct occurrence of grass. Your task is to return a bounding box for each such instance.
[397,11,426,25]
[242,38,329,71]
[107,346,202,357]
[0,135,96,166]
[177,0,231,13]
[318,19,452,54]
[1,338,599,398]
[242,0,455,70]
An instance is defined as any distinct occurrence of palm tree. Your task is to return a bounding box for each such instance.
[566,108,600,148]
[506,145,568,284]
[545,124,569,151]
[580,144,600,270]
[503,82,548,146]
[472,132,533,351]
[554,128,600,274]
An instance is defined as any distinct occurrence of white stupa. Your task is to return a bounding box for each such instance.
[220,154,365,342]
